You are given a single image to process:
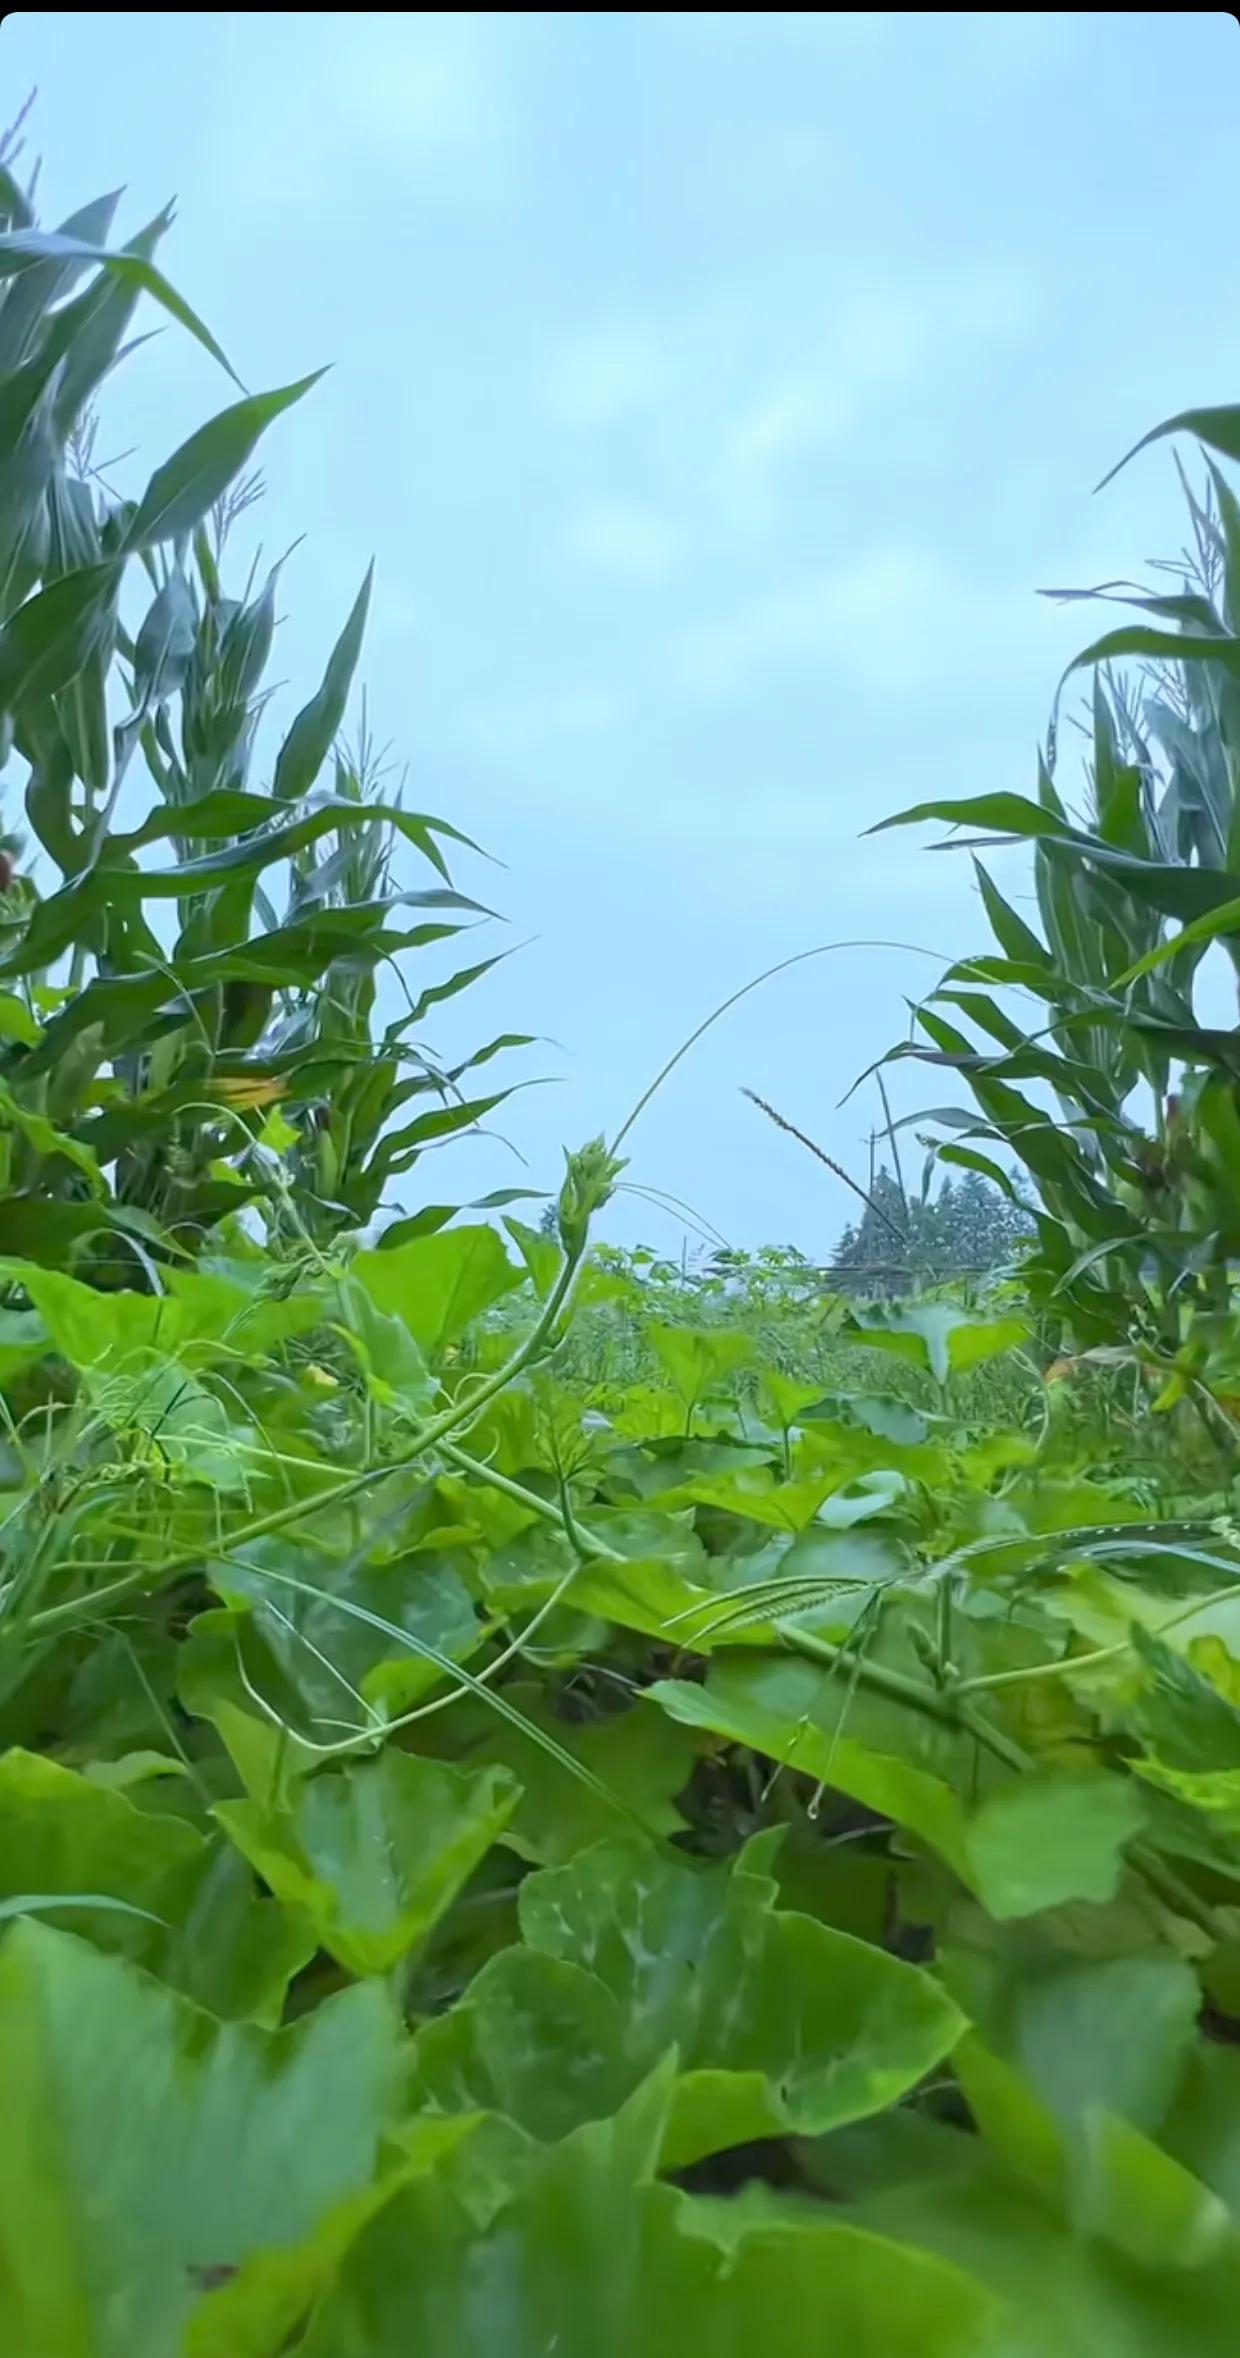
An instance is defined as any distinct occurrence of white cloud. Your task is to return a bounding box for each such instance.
[674,545,1041,700]
[543,326,666,428]
[714,265,1037,532]
[721,377,846,527]
[835,265,1037,389]
[561,496,681,580]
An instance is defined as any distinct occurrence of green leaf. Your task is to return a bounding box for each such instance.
[331,1276,437,1419]
[1116,891,1240,983]
[649,1323,754,1415]
[415,1946,633,2141]
[1064,624,1240,686]
[0,1749,200,1953]
[216,1748,520,1977]
[1132,1629,1240,1774]
[869,792,1064,841]
[847,1303,1028,1386]
[947,1943,1200,2144]
[1132,1762,1240,1826]
[503,1214,562,1299]
[0,1750,311,2023]
[150,1842,316,2029]
[426,1681,702,1864]
[0,561,119,710]
[1164,2045,1240,2220]
[836,2100,1240,2358]
[271,566,373,801]
[44,206,175,432]
[650,1657,971,1878]
[0,1077,106,1194]
[305,2060,1002,2358]
[0,1921,400,2358]
[529,1836,965,2164]
[964,1770,1147,1919]
[211,1537,485,1739]
[0,225,239,381]
[181,2123,491,2358]
[131,567,196,707]
[124,375,324,550]
[351,1224,524,1361]
[1097,403,1240,490]
[418,1837,964,2167]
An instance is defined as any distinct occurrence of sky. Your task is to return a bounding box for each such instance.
[5,10,1240,1258]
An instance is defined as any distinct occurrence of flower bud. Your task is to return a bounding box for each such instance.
[556,1136,627,1258]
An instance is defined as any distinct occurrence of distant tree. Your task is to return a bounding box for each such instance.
[830,1168,1032,1295]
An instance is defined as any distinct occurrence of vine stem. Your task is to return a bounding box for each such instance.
[953,1580,1240,1695]
[27,1236,589,1639]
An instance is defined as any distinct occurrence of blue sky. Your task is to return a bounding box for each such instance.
[6,11,1240,1254]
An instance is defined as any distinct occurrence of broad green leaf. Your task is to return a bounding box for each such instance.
[9,1261,321,1371]
[1071,2109,1231,2274]
[332,1276,437,1419]
[417,1682,702,1863]
[351,1224,524,1360]
[0,1749,200,1952]
[1164,2045,1240,2220]
[839,2106,1240,2358]
[415,1947,633,2141]
[306,2060,1002,2358]
[216,1748,520,1977]
[847,1303,1028,1385]
[212,1541,485,1734]
[1132,1629,1240,1774]
[480,1507,712,1623]
[650,1658,972,1878]
[181,2134,478,2358]
[150,1842,317,2029]
[945,1943,1200,2144]
[658,1466,846,1533]
[0,1751,311,2023]
[527,1835,965,2164]
[963,1770,1147,1919]
[0,1921,399,2358]
[419,1837,964,2166]
[649,1322,754,1415]
[0,1078,105,1193]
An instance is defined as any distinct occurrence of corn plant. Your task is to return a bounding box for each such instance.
[0,139,520,1278]
[876,404,1240,1390]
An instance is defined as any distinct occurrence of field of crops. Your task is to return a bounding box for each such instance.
[8,122,1240,2358]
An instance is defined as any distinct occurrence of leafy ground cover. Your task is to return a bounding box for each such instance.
[6,125,1240,2358]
